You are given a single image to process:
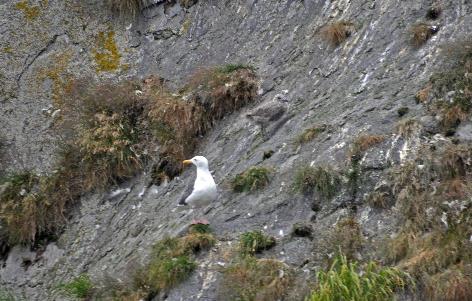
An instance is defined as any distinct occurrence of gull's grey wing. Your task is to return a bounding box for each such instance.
[178,171,195,205]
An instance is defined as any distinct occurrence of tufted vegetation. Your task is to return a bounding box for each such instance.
[350,134,385,158]
[320,21,354,47]
[410,23,437,47]
[134,228,215,297]
[57,274,94,299]
[221,257,293,301]
[107,0,150,16]
[325,217,364,261]
[307,253,412,301]
[384,142,472,299]
[294,165,340,199]
[295,125,327,145]
[232,166,271,193]
[238,230,276,256]
[85,226,216,300]
[0,66,257,248]
[423,39,472,135]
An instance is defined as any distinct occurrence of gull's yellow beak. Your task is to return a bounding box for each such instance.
[183,159,193,166]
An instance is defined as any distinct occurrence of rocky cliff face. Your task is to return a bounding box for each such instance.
[1,0,472,300]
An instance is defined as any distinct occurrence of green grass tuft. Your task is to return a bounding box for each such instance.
[188,223,211,234]
[239,230,275,256]
[307,253,411,301]
[294,166,340,199]
[232,167,271,193]
[58,274,94,299]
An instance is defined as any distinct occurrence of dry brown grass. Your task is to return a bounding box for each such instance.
[350,134,385,157]
[325,217,363,261]
[221,257,293,301]
[396,118,421,138]
[384,143,472,298]
[426,268,472,301]
[107,0,150,16]
[415,84,432,103]
[410,23,435,47]
[441,105,468,132]
[0,66,258,248]
[321,21,354,47]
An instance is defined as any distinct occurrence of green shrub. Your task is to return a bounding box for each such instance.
[294,166,340,199]
[307,254,411,301]
[222,257,293,301]
[58,274,94,299]
[232,167,271,192]
[239,230,275,256]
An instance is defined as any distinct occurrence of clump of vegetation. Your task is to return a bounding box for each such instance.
[415,84,432,103]
[221,257,293,301]
[366,190,391,209]
[0,65,257,249]
[385,142,472,298]
[294,165,340,199]
[61,79,144,191]
[232,166,271,193]
[307,253,411,301]
[396,118,421,138]
[179,0,198,9]
[185,65,258,122]
[321,21,355,47]
[239,230,276,256]
[107,0,149,16]
[326,217,364,261]
[58,274,94,299]
[142,237,197,293]
[0,172,69,245]
[295,125,327,145]
[350,134,385,157]
[135,228,216,297]
[425,267,472,301]
[410,23,438,47]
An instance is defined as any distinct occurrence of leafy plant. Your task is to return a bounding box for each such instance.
[232,167,271,193]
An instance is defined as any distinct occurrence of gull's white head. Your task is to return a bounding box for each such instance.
[183,155,209,170]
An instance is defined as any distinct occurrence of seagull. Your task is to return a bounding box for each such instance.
[178,156,217,224]
[246,93,291,140]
